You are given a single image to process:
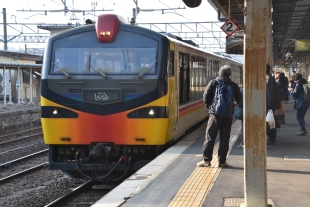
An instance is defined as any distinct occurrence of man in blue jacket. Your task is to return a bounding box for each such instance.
[289,73,309,135]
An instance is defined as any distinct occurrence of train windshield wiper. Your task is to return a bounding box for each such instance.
[138,60,158,79]
[88,63,108,79]
[52,62,72,79]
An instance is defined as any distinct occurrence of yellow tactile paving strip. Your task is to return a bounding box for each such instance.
[168,120,242,207]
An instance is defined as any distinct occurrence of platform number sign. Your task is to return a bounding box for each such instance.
[221,18,239,37]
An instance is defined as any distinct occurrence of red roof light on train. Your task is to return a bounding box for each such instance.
[96,14,125,42]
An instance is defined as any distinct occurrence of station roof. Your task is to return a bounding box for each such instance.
[0,50,43,61]
[207,0,310,69]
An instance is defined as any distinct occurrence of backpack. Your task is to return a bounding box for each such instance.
[211,80,234,116]
[303,83,310,104]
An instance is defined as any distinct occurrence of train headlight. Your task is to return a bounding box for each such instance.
[41,106,79,118]
[127,106,168,118]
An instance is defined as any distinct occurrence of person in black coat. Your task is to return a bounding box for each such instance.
[197,65,241,168]
[266,64,280,145]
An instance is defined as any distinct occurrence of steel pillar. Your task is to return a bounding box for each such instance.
[7,69,14,106]
[241,0,271,207]
[28,68,34,106]
[14,67,22,108]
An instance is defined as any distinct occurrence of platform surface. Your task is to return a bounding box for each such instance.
[92,103,310,207]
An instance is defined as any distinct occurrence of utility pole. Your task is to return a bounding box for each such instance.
[3,8,8,50]
[91,1,98,21]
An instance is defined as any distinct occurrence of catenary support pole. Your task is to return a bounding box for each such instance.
[3,8,8,50]
[241,0,272,207]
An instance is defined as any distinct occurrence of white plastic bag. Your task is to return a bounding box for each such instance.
[266,109,275,129]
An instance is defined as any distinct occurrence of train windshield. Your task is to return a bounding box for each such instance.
[51,48,157,75]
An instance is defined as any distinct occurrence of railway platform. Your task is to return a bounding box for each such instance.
[92,102,310,207]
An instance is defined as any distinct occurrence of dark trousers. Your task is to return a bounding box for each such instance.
[267,109,277,142]
[296,106,309,131]
[203,114,233,164]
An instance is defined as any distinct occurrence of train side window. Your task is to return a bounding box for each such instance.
[207,60,212,84]
[212,60,220,79]
[201,58,207,94]
[169,51,174,77]
[183,54,190,103]
[190,55,196,101]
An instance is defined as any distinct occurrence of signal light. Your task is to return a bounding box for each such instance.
[100,31,111,37]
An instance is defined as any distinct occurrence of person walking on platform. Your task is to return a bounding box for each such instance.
[289,73,309,135]
[197,65,241,168]
[283,73,290,104]
[291,71,297,89]
[235,87,244,148]
[266,65,280,145]
[275,72,286,124]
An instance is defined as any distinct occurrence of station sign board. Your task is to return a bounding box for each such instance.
[295,38,310,51]
[226,35,244,54]
[221,18,239,37]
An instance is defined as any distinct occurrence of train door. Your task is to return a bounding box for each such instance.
[212,60,220,79]
[165,49,178,143]
[179,53,190,104]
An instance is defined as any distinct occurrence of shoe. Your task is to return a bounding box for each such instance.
[267,141,275,145]
[236,143,244,148]
[297,130,307,136]
[218,163,228,167]
[196,160,211,167]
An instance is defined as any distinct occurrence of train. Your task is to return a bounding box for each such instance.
[41,14,243,180]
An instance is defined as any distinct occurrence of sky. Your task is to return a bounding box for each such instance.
[0,0,242,59]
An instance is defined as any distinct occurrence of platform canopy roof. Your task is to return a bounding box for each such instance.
[207,0,310,69]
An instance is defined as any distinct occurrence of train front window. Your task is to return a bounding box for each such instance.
[89,48,124,74]
[122,48,157,75]
[52,48,88,75]
[52,48,157,75]
[89,48,157,75]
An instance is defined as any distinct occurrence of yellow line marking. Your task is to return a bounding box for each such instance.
[167,120,241,207]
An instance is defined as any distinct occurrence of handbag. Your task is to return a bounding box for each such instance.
[234,107,243,120]
[266,109,275,129]
[292,100,296,109]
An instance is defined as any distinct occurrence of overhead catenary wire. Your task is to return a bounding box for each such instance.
[159,0,223,52]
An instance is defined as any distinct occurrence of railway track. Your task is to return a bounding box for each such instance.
[0,132,43,146]
[0,127,42,142]
[44,181,94,207]
[0,149,48,170]
[44,181,113,207]
[0,162,48,183]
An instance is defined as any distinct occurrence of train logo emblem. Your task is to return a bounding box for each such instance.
[94,92,109,101]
